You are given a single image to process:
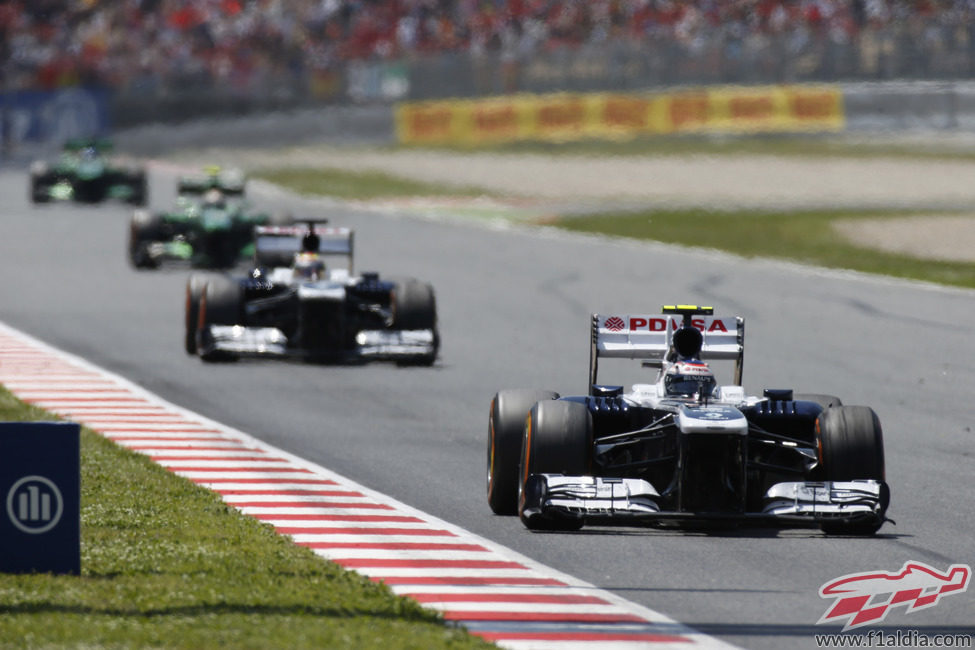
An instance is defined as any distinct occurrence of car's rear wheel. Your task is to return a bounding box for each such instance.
[127,170,148,206]
[519,399,592,531]
[487,389,559,515]
[197,275,242,362]
[817,405,887,535]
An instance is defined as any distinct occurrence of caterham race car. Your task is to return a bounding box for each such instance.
[129,168,285,269]
[30,138,146,205]
[185,221,439,366]
[488,305,890,535]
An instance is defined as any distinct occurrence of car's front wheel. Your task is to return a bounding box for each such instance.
[197,275,242,362]
[184,274,212,355]
[391,278,438,366]
[519,399,592,531]
[129,210,162,269]
[487,389,559,515]
[816,405,887,535]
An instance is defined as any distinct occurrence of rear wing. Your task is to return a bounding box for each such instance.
[589,312,745,388]
[64,137,112,153]
[178,168,246,197]
[254,225,355,272]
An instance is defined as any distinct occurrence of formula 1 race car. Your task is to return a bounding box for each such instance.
[30,138,146,205]
[129,168,286,269]
[488,305,890,535]
[185,220,439,365]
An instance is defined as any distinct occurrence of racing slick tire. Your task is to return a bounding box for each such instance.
[197,275,242,362]
[519,399,592,531]
[816,405,887,536]
[184,273,213,355]
[128,210,162,269]
[392,279,437,329]
[391,279,439,366]
[30,175,50,203]
[488,389,560,515]
[794,393,843,410]
[127,170,148,207]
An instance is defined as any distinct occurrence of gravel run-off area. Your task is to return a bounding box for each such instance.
[168,145,975,263]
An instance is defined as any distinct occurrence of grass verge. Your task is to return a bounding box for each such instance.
[395,133,975,160]
[0,387,494,650]
[254,163,975,290]
[254,166,495,200]
[553,207,975,290]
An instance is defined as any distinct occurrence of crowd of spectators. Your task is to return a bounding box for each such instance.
[3,0,975,97]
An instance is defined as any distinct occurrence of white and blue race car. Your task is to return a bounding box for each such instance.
[186,221,438,366]
[488,305,889,535]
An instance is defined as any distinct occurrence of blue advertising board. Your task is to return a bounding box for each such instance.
[0,422,80,575]
[0,87,110,148]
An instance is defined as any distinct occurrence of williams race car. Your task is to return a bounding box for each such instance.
[488,305,890,535]
[30,138,146,205]
[185,221,439,365]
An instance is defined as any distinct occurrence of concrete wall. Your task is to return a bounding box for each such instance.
[111,81,975,155]
[113,104,395,156]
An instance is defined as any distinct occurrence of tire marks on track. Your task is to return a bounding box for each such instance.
[0,321,734,649]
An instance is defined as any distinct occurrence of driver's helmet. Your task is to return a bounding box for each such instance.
[663,360,716,398]
[293,252,325,281]
[202,188,226,209]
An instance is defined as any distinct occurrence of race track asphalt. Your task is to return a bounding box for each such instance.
[4,164,975,649]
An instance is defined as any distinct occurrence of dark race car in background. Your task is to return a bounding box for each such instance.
[30,138,146,206]
[488,305,890,535]
[128,167,287,269]
[185,221,439,366]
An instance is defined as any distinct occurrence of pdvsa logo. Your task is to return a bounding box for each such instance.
[6,475,64,534]
[818,561,971,631]
[604,316,626,332]
[603,315,730,333]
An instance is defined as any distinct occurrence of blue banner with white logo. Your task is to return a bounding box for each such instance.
[0,422,80,574]
[0,87,110,149]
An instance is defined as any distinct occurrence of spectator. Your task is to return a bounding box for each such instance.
[2,0,975,95]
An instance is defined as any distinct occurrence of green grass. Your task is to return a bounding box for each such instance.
[554,207,975,289]
[255,166,495,200]
[0,387,494,650]
[253,160,975,290]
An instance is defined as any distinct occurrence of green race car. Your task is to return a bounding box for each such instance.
[30,138,147,206]
[128,169,288,270]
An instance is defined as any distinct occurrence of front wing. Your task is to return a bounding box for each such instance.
[521,474,888,528]
[199,324,437,362]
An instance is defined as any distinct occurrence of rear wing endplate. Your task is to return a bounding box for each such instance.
[589,313,745,387]
[254,225,354,272]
